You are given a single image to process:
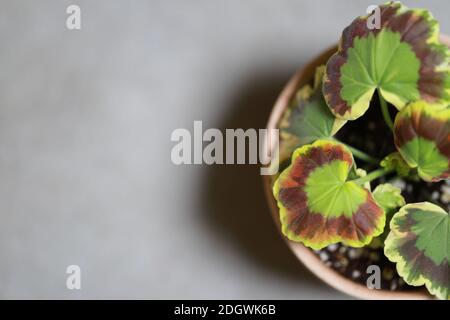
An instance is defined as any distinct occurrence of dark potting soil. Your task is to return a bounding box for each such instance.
[312,95,450,291]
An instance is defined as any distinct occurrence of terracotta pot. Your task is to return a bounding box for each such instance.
[262,35,450,300]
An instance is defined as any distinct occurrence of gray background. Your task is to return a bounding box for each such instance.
[0,0,448,299]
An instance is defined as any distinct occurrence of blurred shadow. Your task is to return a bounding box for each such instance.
[200,66,323,286]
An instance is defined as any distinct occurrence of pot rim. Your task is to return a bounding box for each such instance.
[262,34,450,300]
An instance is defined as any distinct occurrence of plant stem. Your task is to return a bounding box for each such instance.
[378,90,394,131]
[336,141,379,164]
[352,168,393,185]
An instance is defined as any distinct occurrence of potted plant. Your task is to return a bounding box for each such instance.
[263,1,450,300]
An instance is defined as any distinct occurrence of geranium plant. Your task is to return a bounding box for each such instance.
[272,1,450,299]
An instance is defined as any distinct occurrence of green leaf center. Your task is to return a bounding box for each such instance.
[411,208,450,265]
[305,160,366,217]
[340,30,421,115]
[401,137,448,180]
